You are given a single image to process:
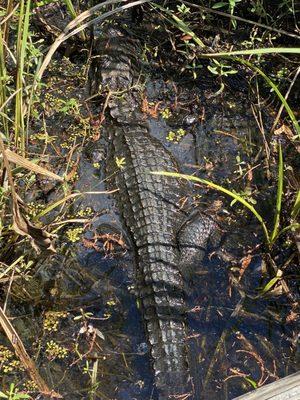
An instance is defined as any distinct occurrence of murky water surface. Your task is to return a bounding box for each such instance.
[64,79,298,399]
[1,66,298,400]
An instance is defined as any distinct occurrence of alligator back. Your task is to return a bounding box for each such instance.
[91,26,194,399]
[108,122,193,398]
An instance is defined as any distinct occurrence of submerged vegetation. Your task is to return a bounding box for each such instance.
[0,0,299,398]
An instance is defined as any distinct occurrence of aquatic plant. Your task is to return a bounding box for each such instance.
[0,383,30,400]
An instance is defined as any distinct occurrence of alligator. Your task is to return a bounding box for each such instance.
[90,26,216,399]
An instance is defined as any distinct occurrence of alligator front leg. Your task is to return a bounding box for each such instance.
[177,211,218,275]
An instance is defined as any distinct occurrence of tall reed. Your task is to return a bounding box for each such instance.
[14,0,31,155]
[0,29,9,139]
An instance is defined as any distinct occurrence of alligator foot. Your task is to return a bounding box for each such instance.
[177,211,219,277]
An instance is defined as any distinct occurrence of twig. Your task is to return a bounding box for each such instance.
[203,297,245,388]
[0,3,19,26]
[3,268,14,313]
[271,66,300,133]
[181,1,300,40]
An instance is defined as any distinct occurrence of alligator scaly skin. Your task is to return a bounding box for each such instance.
[108,121,192,398]
[91,27,214,399]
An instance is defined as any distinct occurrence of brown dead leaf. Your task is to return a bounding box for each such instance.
[224,367,248,381]
[82,237,100,252]
[65,155,80,182]
[181,34,193,41]
[286,309,299,323]
[0,138,56,254]
[247,164,253,182]
[141,96,149,114]
[274,124,300,152]
[141,96,162,118]
[4,149,63,181]
[205,161,214,171]
[199,106,205,123]
[12,200,56,254]
[96,233,126,247]
[210,200,223,213]
[92,232,127,256]
[274,123,294,139]
[238,254,252,281]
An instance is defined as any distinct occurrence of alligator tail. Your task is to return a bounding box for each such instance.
[139,259,193,399]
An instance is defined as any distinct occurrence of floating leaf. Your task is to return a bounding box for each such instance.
[244,376,258,389]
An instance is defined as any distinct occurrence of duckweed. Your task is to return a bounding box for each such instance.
[166,128,186,142]
[66,227,84,242]
[43,311,69,332]
[46,340,68,360]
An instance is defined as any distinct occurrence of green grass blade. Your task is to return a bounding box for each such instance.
[202,47,300,57]
[14,0,24,150]
[236,57,300,139]
[151,171,270,242]
[270,144,284,244]
[152,3,205,48]
[63,0,86,41]
[171,14,205,48]
[261,276,281,294]
[243,377,258,389]
[15,0,31,154]
[34,193,81,221]
[291,190,300,220]
[275,223,300,241]
[0,29,9,139]
[63,0,77,20]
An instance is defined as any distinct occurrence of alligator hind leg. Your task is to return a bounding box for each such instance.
[177,211,219,276]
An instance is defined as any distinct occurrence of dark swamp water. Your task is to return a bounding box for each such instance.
[1,31,299,400]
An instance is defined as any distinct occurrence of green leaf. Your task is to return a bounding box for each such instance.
[151,171,270,243]
[202,47,300,57]
[115,156,126,170]
[212,2,228,9]
[63,0,77,19]
[13,394,31,399]
[261,276,281,293]
[270,144,284,244]
[244,377,258,389]
[207,66,219,75]
[225,69,238,74]
[291,190,300,220]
